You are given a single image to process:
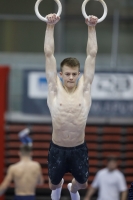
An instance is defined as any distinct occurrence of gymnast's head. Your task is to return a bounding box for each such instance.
[60,58,80,89]
[19,144,32,158]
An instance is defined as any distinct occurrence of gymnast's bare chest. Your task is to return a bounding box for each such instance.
[48,91,90,117]
[55,98,83,113]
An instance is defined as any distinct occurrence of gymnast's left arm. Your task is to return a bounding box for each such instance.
[83,16,98,91]
[0,166,13,196]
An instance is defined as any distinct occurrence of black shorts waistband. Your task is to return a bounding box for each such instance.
[50,140,86,150]
[14,195,35,200]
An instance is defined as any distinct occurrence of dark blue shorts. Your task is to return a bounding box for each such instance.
[48,141,89,185]
[14,196,35,200]
[128,182,133,200]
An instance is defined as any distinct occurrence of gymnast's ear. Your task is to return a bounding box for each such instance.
[59,71,63,77]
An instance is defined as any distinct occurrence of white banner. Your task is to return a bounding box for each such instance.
[28,72,48,98]
[91,73,133,100]
[28,72,133,100]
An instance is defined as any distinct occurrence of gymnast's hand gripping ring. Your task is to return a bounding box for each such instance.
[35,0,62,22]
[82,0,108,23]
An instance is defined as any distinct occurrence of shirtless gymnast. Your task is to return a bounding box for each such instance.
[0,129,43,200]
[44,14,98,200]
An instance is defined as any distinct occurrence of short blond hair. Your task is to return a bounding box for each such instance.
[60,57,80,72]
[19,145,32,155]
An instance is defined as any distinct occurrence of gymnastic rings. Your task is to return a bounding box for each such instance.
[82,0,108,23]
[35,0,62,22]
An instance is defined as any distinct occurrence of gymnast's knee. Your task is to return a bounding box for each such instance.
[80,181,88,189]
[49,178,62,190]
[76,181,88,189]
[72,178,88,190]
[49,183,57,190]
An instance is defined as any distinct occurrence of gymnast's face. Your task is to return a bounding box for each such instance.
[60,65,80,89]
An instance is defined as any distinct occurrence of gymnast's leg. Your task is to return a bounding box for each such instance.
[49,178,64,200]
[68,179,88,200]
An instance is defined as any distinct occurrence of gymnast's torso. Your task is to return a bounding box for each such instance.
[47,75,91,147]
[10,160,41,195]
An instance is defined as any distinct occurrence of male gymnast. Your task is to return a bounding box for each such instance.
[44,13,98,200]
[0,129,43,200]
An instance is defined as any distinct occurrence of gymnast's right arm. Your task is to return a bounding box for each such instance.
[44,14,60,94]
[0,166,13,196]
